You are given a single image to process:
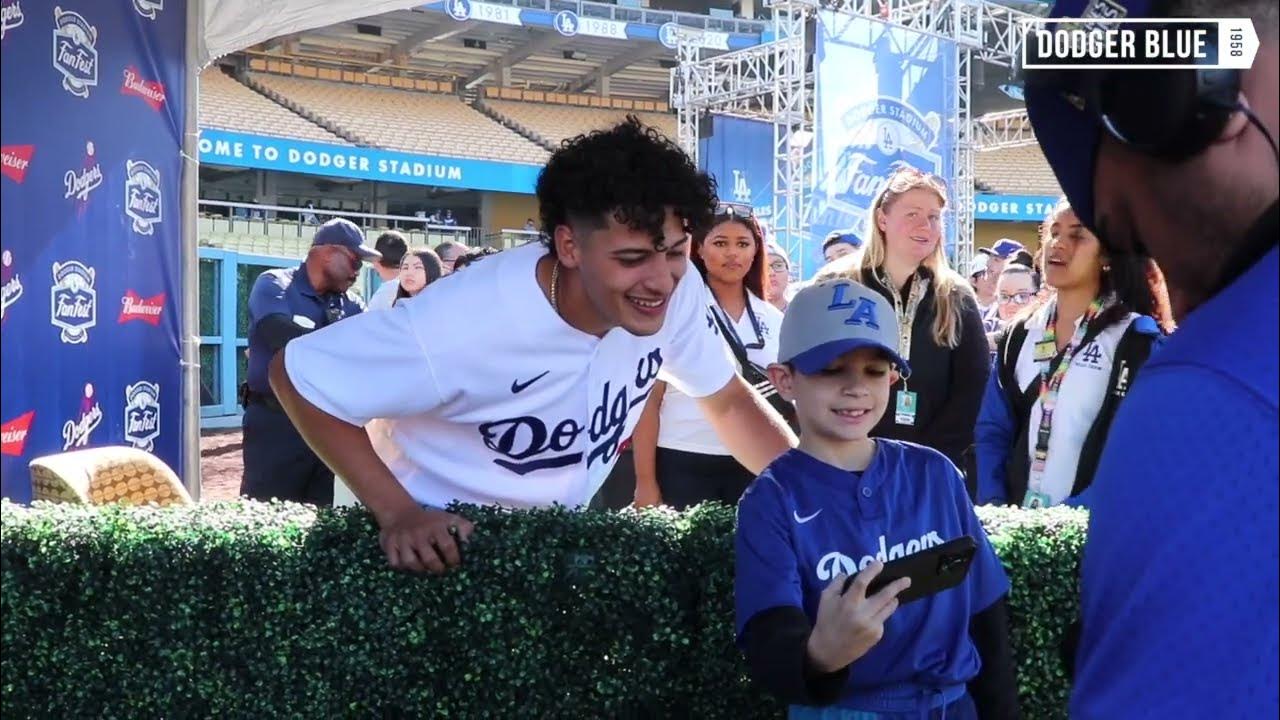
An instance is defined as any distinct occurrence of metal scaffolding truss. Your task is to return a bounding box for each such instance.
[975,108,1038,150]
[672,0,1041,275]
[670,0,815,276]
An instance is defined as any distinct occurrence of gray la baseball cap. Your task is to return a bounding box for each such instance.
[777,278,911,378]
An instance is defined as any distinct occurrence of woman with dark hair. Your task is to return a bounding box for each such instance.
[631,204,783,509]
[976,198,1174,508]
[394,248,444,305]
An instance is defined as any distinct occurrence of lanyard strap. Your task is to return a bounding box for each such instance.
[711,291,765,351]
[874,268,928,364]
[1028,297,1106,492]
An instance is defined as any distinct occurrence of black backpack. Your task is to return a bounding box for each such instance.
[994,316,1161,502]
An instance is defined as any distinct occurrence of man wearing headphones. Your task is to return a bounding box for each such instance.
[1025,1,1277,717]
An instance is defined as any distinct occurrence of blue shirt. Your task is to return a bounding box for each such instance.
[246,264,364,393]
[1071,246,1279,718]
[735,442,1010,712]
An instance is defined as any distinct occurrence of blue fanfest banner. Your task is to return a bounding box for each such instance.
[697,115,779,250]
[424,0,761,51]
[1,0,186,501]
[809,12,958,274]
[199,129,544,195]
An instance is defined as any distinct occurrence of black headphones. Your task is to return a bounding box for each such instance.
[1026,24,1278,163]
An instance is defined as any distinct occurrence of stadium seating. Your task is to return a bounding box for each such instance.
[484,99,678,148]
[975,144,1063,196]
[199,69,350,145]
[248,74,550,165]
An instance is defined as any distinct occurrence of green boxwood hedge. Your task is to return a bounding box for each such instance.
[0,500,1085,719]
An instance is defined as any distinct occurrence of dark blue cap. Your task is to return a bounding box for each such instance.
[312,218,381,261]
[1024,0,1159,231]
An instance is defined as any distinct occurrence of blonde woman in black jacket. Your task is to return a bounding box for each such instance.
[822,168,990,487]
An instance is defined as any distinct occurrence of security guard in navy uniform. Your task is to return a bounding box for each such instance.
[240,218,378,506]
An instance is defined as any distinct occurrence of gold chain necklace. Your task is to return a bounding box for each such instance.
[550,259,560,314]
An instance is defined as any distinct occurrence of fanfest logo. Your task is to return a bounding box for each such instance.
[50,259,96,344]
[52,6,98,99]
[1,410,34,457]
[119,290,164,325]
[1,144,33,183]
[121,66,166,110]
[64,140,102,206]
[1,0,24,42]
[125,159,162,234]
[63,382,102,451]
[124,381,160,451]
[133,0,163,20]
[1,249,22,322]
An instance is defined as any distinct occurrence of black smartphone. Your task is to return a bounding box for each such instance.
[840,536,978,605]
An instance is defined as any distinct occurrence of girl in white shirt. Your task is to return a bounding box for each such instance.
[633,206,784,509]
[976,199,1174,508]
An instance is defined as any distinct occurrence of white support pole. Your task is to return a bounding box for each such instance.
[181,0,203,500]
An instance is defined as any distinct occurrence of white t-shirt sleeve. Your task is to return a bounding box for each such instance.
[283,301,443,426]
[657,267,736,399]
[366,280,399,311]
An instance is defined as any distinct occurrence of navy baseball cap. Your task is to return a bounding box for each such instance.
[778,279,911,378]
[1024,0,1159,232]
[312,218,381,261]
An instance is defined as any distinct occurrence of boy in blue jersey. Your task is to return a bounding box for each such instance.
[735,279,1020,719]
[1025,1,1278,716]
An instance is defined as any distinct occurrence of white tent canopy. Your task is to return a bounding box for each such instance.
[198,0,425,67]
[181,0,429,495]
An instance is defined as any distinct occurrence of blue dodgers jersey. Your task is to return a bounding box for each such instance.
[735,441,1010,708]
[1071,247,1280,719]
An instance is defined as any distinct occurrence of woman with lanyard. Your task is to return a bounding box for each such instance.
[975,198,1174,509]
[632,204,784,509]
[828,167,990,492]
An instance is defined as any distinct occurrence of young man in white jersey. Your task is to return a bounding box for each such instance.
[269,118,797,574]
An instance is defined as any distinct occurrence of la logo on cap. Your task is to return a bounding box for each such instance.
[827,283,880,328]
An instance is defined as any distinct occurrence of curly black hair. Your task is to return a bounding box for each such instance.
[536,116,718,256]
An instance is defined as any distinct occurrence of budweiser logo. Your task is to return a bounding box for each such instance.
[121,66,165,110]
[1,144,33,183]
[1,411,34,456]
[62,402,101,450]
[0,1,24,41]
[119,290,164,324]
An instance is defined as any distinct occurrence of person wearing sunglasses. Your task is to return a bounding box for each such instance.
[241,218,378,507]
[631,203,786,510]
[975,198,1173,512]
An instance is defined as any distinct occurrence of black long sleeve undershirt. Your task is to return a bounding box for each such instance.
[743,596,1020,718]
[256,313,313,353]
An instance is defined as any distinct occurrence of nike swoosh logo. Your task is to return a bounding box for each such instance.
[793,509,822,524]
[510,371,550,394]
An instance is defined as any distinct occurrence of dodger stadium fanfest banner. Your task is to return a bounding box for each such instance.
[810,12,957,272]
[1,0,187,501]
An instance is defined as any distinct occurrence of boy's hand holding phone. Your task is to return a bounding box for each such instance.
[806,561,911,673]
